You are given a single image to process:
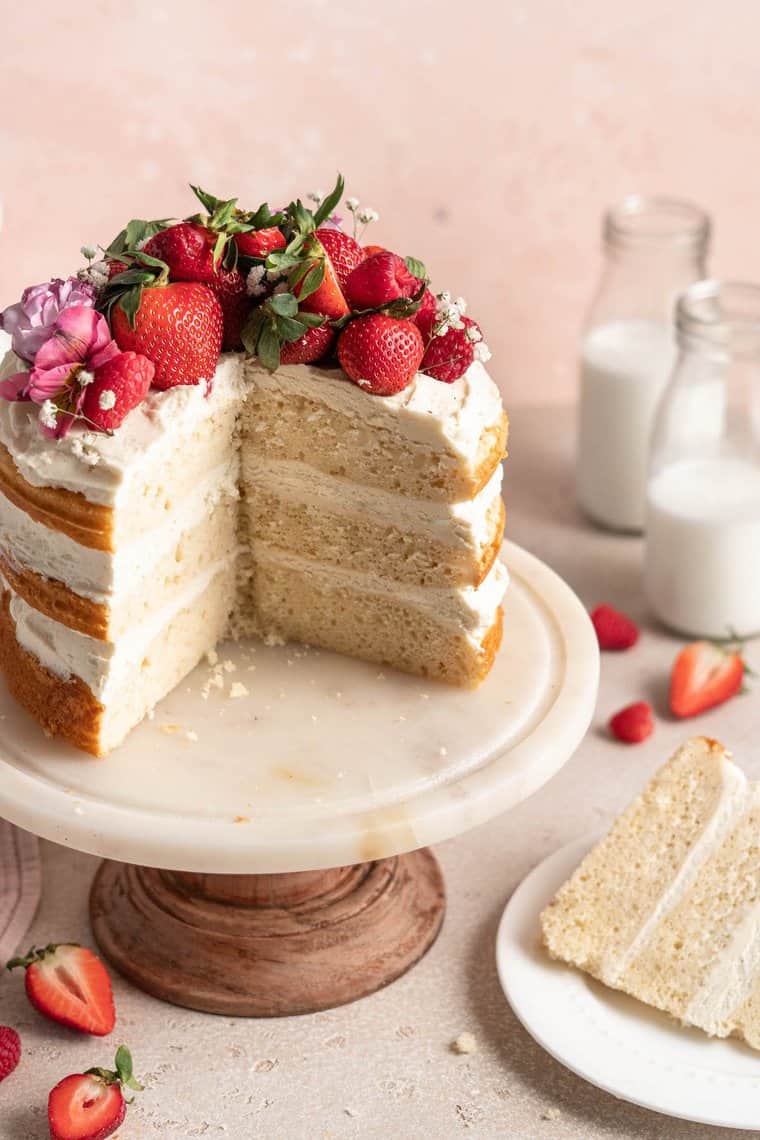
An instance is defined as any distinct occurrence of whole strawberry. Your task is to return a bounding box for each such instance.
[338,314,424,396]
[82,352,155,432]
[235,227,286,259]
[421,315,483,384]
[280,324,335,366]
[143,223,246,350]
[0,1026,21,1083]
[590,604,639,651]
[7,943,115,1036]
[344,251,421,311]
[48,1045,142,1140]
[111,281,223,390]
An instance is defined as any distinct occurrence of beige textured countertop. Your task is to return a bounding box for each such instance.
[3,405,758,1140]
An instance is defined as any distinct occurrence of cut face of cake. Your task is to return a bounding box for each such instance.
[0,179,509,756]
[541,737,760,1050]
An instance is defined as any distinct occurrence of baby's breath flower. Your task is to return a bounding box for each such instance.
[345,197,359,212]
[246,265,267,297]
[272,281,289,295]
[465,324,482,343]
[39,400,58,429]
[77,261,109,291]
[307,189,325,205]
[357,207,379,225]
[98,389,116,411]
[80,245,98,261]
[474,342,492,363]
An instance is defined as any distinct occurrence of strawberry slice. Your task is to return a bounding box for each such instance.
[609,701,654,743]
[670,641,746,718]
[7,944,115,1036]
[314,228,365,291]
[48,1046,142,1140]
[293,241,349,320]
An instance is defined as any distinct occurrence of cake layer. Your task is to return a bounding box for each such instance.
[1,563,233,755]
[242,456,505,587]
[246,361,508,501]
[244,542,508,686]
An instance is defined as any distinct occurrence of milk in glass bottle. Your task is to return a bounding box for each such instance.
[645,281,760,639]
[577,197,710,532]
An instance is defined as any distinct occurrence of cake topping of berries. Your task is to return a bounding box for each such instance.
[48,1045,142,1140]
[7,942,116,1036]
[670,640,749,718]
[0,173,494,434]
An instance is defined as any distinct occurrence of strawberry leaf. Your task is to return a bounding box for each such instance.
[269,292,299,318]
[276,315,310,342]
[313,173,345,228]
[405,255,427,280]
[190,185,224,214]
[106,218,170,258]
[118,285,145,330]
[293,260,325,301]
[295,311,327,329]
[211,231,227,269]
[241,307,266,356]
[257,321,281,372]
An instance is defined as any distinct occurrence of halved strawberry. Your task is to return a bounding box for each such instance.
[344,251,421,311]
[413,289,438,341]
[7,944,115,1036]
[280,324,335,365]
[314,228,365,291]
[670,641,746,718]
[337,314,424,396]
[110,281,223,390]
[82,352,154,432]
[48,1046,142,1140]
[293,239,350,320]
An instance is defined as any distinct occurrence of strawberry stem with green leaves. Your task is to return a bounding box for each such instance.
[86,1046,143,1102]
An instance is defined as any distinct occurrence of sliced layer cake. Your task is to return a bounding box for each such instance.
[0,178,508,756]
[541,737,760,1050]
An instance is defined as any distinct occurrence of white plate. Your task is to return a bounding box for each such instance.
[497,837,760,1131]
[0,542,598,873]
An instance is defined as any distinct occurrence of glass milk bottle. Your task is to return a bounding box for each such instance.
[645,281,760,639]
[577,196,710,532]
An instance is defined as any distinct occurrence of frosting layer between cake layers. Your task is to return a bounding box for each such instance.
[0,350,509,754]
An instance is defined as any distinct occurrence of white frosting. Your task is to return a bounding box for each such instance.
[251,359,503,460]
[252,541,509,644]
[244,457,504,550]
[7,560,231,705]
[602,756,749,985]
[0,460,238,601]
[0,353,246,506]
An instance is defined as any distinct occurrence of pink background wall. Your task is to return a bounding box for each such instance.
[2,0,759,404]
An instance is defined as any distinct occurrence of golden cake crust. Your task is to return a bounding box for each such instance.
[0,555,108,639]
[0,442,114,552]
[0,589,104,756]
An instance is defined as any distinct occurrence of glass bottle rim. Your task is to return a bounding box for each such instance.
[677,279,760,353]
[604,195,710,250]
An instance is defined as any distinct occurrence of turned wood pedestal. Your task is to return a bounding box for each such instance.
[89,850,445,1016]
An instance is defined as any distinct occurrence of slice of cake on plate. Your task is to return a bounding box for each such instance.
[541,737,760,1050]
[0,178,509,756]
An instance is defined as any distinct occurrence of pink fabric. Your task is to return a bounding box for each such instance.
[0,821,41,961]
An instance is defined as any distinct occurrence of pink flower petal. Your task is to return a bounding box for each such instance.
[89,339,120,371]
[0,372,30,401]
[26,364,78,401]
[34,305,100,370]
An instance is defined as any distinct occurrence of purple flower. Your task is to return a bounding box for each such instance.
[0,306,119,438]
[0,277,97,364]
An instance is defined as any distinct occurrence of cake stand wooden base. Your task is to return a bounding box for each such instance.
[89,849,445,1016]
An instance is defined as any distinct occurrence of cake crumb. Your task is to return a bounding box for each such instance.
[229,682,249,699]
[223,659,236,673]
[263,631,286,647]
[185,730,198,743]
[451,1032,478,1055]
[206,648,219,667]
[541,1108,561,1121]
[160,723,182,735]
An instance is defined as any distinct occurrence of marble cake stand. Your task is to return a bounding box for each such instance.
[0,541,598,1017]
